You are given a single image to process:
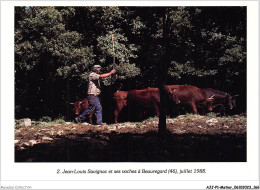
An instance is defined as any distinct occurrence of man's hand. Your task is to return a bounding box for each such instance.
[110,69,116,74]
[99,69,116,78]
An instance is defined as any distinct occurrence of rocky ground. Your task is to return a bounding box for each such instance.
[15,114,247,162]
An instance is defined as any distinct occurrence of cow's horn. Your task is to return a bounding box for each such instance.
[70,103,74,105]
[208,95,215,100]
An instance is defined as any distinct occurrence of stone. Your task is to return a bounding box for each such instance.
[23,118,32,127]
[107,126,117,131]
[16,118,32,127]
[48,130,55,135]
[57,130,64,135]
[53,124,61,127]
[22,142,30,147]
[29,140,37,146]
[125,123,136,128]
[82,122,90,126]
[206,118,218,124]
[42,136,53,141]
[167,119,175,124]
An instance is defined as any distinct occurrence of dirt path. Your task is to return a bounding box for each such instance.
[15,114,246,162]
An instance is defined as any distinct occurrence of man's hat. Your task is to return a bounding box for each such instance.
[92,65,101,71]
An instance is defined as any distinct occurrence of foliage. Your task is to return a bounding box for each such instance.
[97,32,138,64]
[15,7,95,78]
[39,116,52,122]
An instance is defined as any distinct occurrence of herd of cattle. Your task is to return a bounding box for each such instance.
[71,85,236,124]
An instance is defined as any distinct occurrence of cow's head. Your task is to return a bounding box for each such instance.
[70,99,89,115]
[167,88,180,104]
[206,95,215,111]
[232,95,238,108]
[70,101,82,115]
[225,94,233,110]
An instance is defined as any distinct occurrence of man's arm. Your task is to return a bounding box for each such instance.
[99,70,116,78]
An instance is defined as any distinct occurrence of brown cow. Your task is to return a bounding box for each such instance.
[166,85,207,114]
[200,88,234,115]
[126,87,180,121]
[127,88,160,121]
[113,91,128,124]
[70,98,93,123]
[196,96,215,114]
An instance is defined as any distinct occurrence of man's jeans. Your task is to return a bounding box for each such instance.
[77,95,102,125]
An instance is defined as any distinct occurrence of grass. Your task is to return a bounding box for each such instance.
[144,116,159,122]
[37,122,53,128]
[238,117,247,123]
[38,115,66,126]
[15,116,66,128]
[206,112,218,117]
[39,116,52,122]
[54,119,66,124]
[184,113,197,119]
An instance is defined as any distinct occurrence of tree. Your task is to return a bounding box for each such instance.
[15,6,246,119]
[158,8,170,161]
[66,7,141,87]
[15,7,95,118]
[166,7,246,91]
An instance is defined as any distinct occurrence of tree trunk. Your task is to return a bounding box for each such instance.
[157,10,169,161]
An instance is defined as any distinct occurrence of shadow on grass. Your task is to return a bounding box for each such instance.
[15,130,246,162]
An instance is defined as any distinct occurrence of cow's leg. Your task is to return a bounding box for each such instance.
[189,102,198,114]
[89,113,93,124]
[114,108,121,124]
[77,101,95,122]
[155,105,160,117]
[139,111,145,121]
[215,104,226,116]
[114,102,123,124]
[221,106,226,116]
[114,110,119,124]
[200,100,212,115]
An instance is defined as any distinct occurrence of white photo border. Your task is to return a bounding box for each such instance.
[1,1,259,189]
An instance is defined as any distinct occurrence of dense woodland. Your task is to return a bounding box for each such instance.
[15,6,246,121]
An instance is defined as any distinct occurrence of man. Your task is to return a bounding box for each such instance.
[75,65,116,125]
